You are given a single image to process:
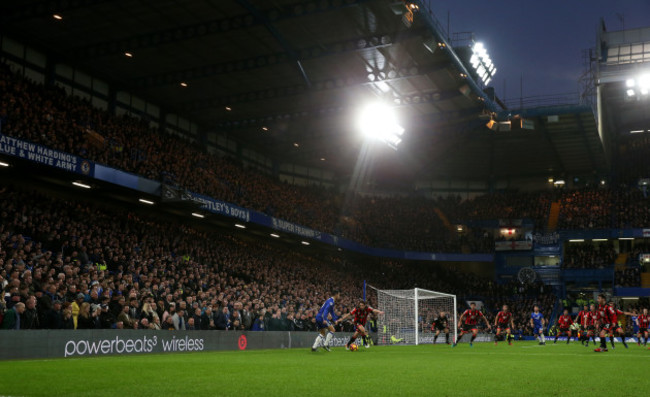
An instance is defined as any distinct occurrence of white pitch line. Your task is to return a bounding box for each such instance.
[447,350,650,358]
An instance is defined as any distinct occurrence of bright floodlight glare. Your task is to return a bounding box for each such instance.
[357,103,404,149]
[627,89,636,97]
[638,74,650,89]
[470,41,495,85]
[626,78,636,88]
[72,181,91,189]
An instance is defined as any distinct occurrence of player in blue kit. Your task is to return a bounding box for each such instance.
[312,290,341,352]
[530,305,546,345]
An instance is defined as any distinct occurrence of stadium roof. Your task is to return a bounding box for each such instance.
[0,0,607,182]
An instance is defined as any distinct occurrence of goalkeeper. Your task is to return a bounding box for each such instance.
[431,311,451,345]
[336,300,384,349]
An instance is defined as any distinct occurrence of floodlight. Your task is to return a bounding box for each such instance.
[627,89,636,97]
[469,41,496,86]
[72,181,91,189]
[626,78,636,88]
[357,103,405,149]
[639,74,650,89]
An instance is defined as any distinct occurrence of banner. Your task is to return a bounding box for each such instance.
[0,133,94,176]
[0,330,360,360]
[161,184,197,203]
[495,240,533,251]
[498,219,523,227]
[161,187,252,223]
[533,232,560,245]
[271,217,321,239]
[643,229,650,237]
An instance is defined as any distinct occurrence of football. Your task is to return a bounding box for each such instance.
[349,344,359,352]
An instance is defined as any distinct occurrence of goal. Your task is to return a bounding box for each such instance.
[369,287,457,345]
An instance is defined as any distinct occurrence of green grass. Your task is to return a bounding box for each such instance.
[1,341,648,396]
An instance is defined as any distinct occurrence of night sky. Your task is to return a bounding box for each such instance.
[426,0,650,103]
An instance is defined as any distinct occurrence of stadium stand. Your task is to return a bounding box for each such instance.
[5,60,649,254]
[0,50,648,336]
[0,181,560,335]
[563,241,616,269]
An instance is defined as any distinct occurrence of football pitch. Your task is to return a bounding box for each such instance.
[1,341,648,396]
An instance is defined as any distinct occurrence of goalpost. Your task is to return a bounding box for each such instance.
[369,287,457,345]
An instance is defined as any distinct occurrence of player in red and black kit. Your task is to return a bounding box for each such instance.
[574,305,590,345]
[594,295,634,352]
[494,305,515,346]
[608,300,634,349]
[583,304,599,346]
[336,300,384,349]
[554,309,573,344]
[635,308,649,347]
[453,302,491,347]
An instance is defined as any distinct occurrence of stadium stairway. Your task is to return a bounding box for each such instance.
[546,201,561,231]
[614,253,628,265]
[642,272,650,288]
[433,207,454,231]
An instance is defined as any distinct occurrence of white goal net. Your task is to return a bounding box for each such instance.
[370,287,457,345]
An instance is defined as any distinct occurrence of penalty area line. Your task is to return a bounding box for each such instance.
[446,350,650,358]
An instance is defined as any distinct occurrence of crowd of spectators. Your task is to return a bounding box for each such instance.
[4,61,649,256]
[3,62,650,336]
[615,267,641,288]
[563,241,617,269]
[0,184,544,333]
[556,187,650,230]
[0,184,357,331]
[618,132,650,185]
[442,192,553,230]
